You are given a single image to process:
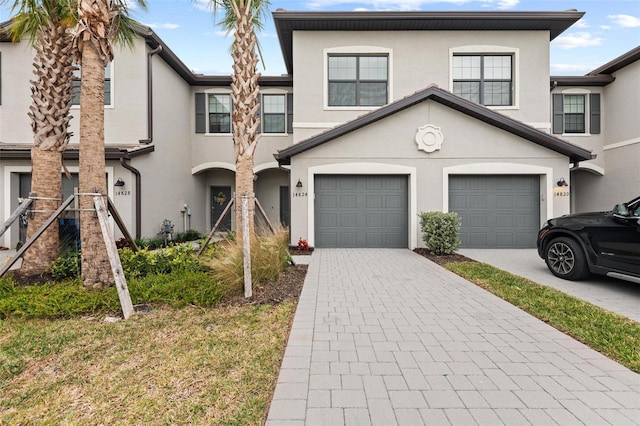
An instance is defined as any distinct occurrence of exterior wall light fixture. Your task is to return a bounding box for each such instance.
[556,177,568,187]
[296,179,303,188]
[115,178,125,187]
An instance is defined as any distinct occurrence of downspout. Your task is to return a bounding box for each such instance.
[120,156,142,239]
[124,43,160,239]
[139,44,162,144]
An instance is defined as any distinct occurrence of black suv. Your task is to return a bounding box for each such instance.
[537,196,640,283]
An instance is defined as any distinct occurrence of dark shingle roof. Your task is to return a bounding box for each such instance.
[587,45,640,76]
[1,20,293,86]
[274,85,593,165]
[273,10,585,74]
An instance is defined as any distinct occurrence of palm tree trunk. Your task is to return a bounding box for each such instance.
[20,22,75,276]
[235,156,255,241]
[79,44,112,288]
[231,4,261,244]
[21,148,61,275]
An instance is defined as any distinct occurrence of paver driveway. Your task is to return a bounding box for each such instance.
[266,249,639,426]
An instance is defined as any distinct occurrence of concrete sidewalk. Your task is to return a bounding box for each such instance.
[459,249,640,323]
[266,249,639,425]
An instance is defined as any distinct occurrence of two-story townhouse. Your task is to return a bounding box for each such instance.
[551,46,640,213]
[274,10,593,249]
[1,9,637,252]
[0,22,294,249]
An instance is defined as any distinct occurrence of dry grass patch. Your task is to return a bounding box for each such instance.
[1,303,296,425]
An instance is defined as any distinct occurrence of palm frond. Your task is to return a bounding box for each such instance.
[1,0,78,43]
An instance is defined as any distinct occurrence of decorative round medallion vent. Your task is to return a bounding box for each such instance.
[415,124,444,153]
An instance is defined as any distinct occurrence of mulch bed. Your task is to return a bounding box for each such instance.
[413,248,476,266]
[288,248,313,256]
[6,249,470,306]
[219,264,308,307]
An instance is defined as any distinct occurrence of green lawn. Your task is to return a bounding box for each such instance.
[446,261,640,373]
[1,303,295,425]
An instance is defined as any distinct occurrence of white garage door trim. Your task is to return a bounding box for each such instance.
[307,163,417,249]
[442,163,554,224]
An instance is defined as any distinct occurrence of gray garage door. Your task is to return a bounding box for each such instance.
[449,175,540,248]
[315,175,408,248]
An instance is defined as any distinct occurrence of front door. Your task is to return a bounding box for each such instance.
[211,186,232,231]
[280,186,290,228]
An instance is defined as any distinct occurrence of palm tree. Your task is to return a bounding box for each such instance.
[74,0,144,288]
[210,0,270,244]
[1,0,77,276]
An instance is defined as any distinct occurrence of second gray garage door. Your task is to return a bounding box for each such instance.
[315,175,408,248]
[449,175,540,248]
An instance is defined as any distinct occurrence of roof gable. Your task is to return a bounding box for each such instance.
[274,86,593,165]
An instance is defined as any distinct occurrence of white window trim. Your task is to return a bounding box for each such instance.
[260,89,291,136]
[323,46,393,111]
[70,61,115,110]
[2,165,115,247]
[449,45,519,110]
[306,163,417,249]
[204,89,232,136]
[442,163,554,225]
[559,88,592,137]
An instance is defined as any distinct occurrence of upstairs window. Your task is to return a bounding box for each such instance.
[453,55,512,106]
[260,93,293,134]
[262,94,285,133]
[563,95,585,133]
[552,93,600,135]
[328,55,388,107]
[196,92,293,135]
[208,94,232,134]
[72,62,112,106]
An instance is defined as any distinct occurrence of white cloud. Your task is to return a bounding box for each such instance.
[552,32,604,50]
[574,19,589,28]
[203,29,234,37]
[144,23,180,30]
[600,25,611,30]
[303,1,478,11]
[495,0,519,10]
[303,0,521,12]
[193,0,211,12]
[551,63,593,75]
[608,14,640,28]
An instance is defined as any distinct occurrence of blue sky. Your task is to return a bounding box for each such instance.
[2,0,639,76]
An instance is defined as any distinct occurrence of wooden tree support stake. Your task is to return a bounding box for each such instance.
[107,197,139,252]
[94,196,134,319]
[197,197,235,257]
[255,198,276,234]
[197,195,275,257]
[0,198,33,239]
[241,194,252,298]
[0,195,74,277]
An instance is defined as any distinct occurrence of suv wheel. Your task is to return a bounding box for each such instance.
[545,237,590,280]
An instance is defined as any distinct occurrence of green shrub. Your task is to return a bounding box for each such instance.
[134,236,166,250]
[133,230,203,250]
[419,211,461,255]
[49,243,202,281]
[118,244,203,279]
[201,229,289,293]
[174,229,202,242]
[50,249,80,280]
[0,270,224,319]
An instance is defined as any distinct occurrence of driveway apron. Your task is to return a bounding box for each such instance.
[266,249,639,426]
